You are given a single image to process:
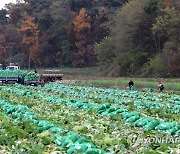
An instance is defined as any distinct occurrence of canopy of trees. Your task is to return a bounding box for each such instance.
[0,0,179,77]
[96,0,180,77]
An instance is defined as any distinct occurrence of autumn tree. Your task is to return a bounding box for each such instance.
[162,0,173,8]
[18,13,40,68]
[73,8,92,67]
[3,0,129,68]
[3,0,180,77]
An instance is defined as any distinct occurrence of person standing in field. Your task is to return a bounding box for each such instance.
[158,80,164,92]
[34,67,37,73]
[129,80,134,90]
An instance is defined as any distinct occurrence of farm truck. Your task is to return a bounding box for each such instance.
[0,64,63,86]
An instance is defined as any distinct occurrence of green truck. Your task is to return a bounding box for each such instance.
[0,65,63,86]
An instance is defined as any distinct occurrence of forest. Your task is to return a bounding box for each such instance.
[0,0,179,77]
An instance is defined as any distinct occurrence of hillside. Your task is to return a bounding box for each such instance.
[0,0,179,77]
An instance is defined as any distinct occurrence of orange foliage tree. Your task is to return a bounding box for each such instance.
[162,0,172,8]
[73,8,91,67]
[18,13,40,68]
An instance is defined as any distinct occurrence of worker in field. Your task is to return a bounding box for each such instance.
[17,75,22,84]
[129,80,135,90]
[34,67,37,73]
[158,80,164,92]
[18,74,24,85]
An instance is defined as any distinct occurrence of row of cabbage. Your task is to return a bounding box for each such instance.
[0,110,61,153]
[34,84,180,114]
[1,85,179,136]
[1,87,179,153]
[0,98,107,154]
[44,84,179,103]
[2,88,148,153]
[18,84,179,124]
[1,84,180,153]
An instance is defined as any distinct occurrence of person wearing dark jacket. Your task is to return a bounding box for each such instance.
[34,67,37,73]
[18,75,24,85]
[129,80,135,90]
[129,80,134,87]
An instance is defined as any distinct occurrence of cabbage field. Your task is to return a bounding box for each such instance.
[0,83,179,153]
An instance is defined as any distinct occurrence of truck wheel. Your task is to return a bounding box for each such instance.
[51,77,57,82]
[44,78,50,83]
